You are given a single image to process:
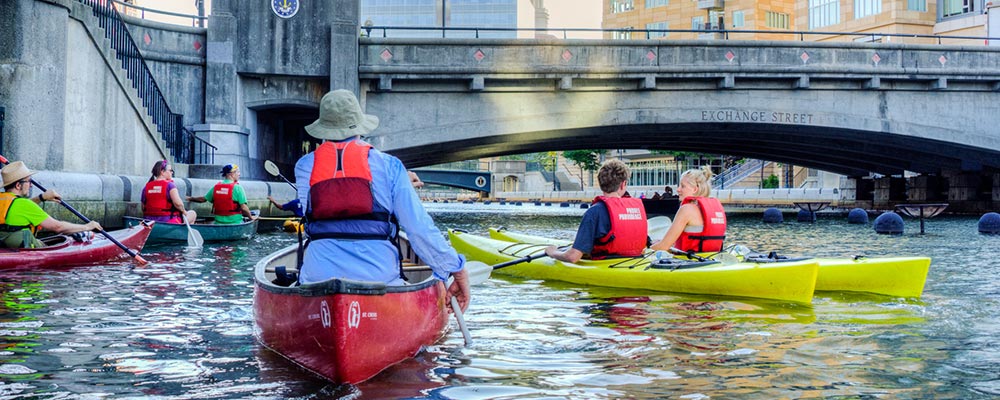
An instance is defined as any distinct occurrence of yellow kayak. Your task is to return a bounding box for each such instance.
[489,228,930,298]
[449,229,818,304]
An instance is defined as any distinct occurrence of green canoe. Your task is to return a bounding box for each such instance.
[123,216,258,243]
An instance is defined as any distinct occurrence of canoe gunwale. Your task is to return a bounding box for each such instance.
[253,245,440,296]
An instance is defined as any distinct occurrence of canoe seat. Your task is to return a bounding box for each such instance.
[269,265,299,287]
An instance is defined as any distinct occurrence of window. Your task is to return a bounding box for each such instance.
[646,0,669,7]
[941,0,974,17]
[808,0,840,29]
[907,0,927,11]
[613,27,634,39]
[765,11,790,29]
[854,0,881,18]
[732,10,745,28]
[611,0,635,13]
[646,21,669,38]
[692,16,705,30]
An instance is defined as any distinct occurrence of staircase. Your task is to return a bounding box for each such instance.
[713,159,764,189]
[78,0,214,164]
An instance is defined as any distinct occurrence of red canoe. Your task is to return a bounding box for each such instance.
[253,244,449,384]
[0,223,153,269]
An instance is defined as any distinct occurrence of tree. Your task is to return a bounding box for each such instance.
[762,174,780,189]
[562,150,603,173]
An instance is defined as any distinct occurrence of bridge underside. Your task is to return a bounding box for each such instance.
[389,123,1000,177]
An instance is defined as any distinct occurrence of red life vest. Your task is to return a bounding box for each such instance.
[591,195,648,259]
[674,196,727,252]
[142,180,176,217]
[306,140,394,241]
[212,182,241,216]
[0,192,40,235]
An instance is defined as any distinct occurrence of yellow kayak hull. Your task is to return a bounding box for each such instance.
[450,230,818,304]
[489,228,930,298]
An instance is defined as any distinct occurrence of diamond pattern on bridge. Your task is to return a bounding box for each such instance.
[800,52,809,63]
[939,55,948,65]
[474,49,485,62]
[562,49,573,62]
[725,51,735,62]
[646,50,656,62]
[872,53,881,65]
[380,49,393,62]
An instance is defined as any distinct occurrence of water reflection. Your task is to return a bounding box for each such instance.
[0,207,997,398]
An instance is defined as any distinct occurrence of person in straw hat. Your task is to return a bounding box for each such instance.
[0,161,102,248]
[293,89,470,311]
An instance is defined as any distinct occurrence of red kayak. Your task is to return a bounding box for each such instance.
[253,244,449,384]
[0,223,153,269]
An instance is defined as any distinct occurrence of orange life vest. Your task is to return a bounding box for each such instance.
[212,182,241,216]
[591,196,648,259]
[674,196,727,252]
[306,140,394,241]
[0,192,40,234]
[142,180,176,217]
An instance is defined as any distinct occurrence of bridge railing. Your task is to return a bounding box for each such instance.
[79,0,210,165]
[363,25,1000,45]
[107,0,207,27]
[713,159,765,189]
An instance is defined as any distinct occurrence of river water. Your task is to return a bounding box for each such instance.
[1,203,997,399]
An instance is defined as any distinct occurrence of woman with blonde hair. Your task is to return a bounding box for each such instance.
[650,166,727,253]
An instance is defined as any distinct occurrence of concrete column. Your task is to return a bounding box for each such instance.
[947,172,989,212]
[331,0,360,95]
[199,0,247,170]
[906,175,947,202]
[873,176,905,209]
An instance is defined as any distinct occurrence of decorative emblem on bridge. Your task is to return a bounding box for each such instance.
[271,0,299,19]
[143,33,151,46]
[646,50,656,62]
[938,55,948,65]
[725,51,735,63]
[800,52,809,63]
[475,176,487,188]
[872,53,881,65]
[474,49,486,62]
[562,49,573,62]
[380,49,393,62]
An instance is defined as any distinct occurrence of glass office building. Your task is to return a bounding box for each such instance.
[362,0,525,38]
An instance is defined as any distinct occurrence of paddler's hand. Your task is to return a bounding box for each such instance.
[84,221,102,232]
[447,269,471,312]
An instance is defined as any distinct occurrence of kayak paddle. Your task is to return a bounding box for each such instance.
[264,160,297,190]
[0,154,148,265]
[463,252,550,286]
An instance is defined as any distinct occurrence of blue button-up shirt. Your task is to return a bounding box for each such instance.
[294,139,464,284]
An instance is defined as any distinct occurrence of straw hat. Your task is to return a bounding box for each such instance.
[304,90,379,140]
[1,161,37,187]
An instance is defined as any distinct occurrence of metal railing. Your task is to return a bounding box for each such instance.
[79,0,210,165]
[363,25,1000,44]
[713,159,764,189]
[108,0,206,27]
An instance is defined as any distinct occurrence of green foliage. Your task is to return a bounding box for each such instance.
[761,174,780,189]
[562,150,603,172]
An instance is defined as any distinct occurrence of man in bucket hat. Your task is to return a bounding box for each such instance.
[0,161,102,248]
[187,164,256,224]
[294,89,470,312]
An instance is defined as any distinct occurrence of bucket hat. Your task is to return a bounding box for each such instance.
[304,90,379,140]
[1,161,37,187]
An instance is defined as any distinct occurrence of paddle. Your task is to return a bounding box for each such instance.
[0,155,148,265]
[463,251,550,285]
[182,213,204,248]
[264,160,297,190]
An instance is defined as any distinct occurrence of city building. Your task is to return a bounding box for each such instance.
[362,0,540,38]
[602,0,992,44]
[602,0,797,41]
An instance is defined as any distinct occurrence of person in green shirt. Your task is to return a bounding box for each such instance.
[0,161,102,248]
[186,164,256,224]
